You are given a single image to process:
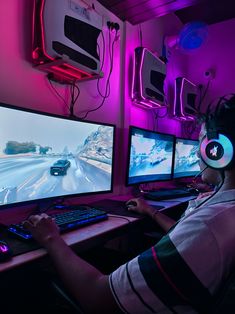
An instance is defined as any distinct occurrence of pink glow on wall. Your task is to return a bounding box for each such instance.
[124,15,184,146]
[0,1,124,201]
[0,1,122,121]
[182,18,235,110]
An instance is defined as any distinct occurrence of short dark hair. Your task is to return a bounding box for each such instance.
[198,94,235,140]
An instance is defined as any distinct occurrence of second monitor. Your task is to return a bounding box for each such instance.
[173,137,200,179]
[126,126,175,185]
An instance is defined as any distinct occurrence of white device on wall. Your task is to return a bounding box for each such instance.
[131,47,167,109]
[173,77,198,120]
[32,0,103,82]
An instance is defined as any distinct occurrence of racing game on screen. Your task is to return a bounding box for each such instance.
[127,126,174,185]
[0,104,114,206]
[173,138,200,178]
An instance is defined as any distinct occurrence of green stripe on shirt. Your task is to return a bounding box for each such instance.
[139,235,215,312]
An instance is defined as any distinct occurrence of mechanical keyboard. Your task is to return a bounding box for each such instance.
[7,206,108,240]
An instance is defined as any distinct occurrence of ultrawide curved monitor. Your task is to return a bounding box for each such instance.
[173,137,200,178]
[0,103,115,208]
[126,126,175,185]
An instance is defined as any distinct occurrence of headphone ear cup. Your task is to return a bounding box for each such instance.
[200,134,234,169]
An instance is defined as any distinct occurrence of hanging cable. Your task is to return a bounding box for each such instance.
[79,28,117,120]
[47,76,70,111]
[152,106,168,132]
[97,30,109,98]
[156,107,168,118]
[151,110,156,131]
[139,24,143,47]
[197,79,211,113]
[69,81,80,118]
[182,119,198,138]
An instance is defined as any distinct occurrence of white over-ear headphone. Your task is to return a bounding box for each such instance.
[199,95,235,170]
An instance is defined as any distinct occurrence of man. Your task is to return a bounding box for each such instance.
[125,121,223,234]
[24,95,235,313]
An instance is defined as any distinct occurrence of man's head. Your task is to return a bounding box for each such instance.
[199,94,235,171]
[197,94,235,186]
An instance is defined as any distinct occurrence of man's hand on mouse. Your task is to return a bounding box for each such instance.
[125,198,153,215]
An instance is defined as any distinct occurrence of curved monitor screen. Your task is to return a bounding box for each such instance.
[0,103,115,208]
[173,137,200,178]
[126,126,175,185]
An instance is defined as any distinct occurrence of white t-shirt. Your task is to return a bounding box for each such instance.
[109,189,235,314]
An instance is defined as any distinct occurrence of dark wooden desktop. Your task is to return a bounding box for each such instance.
[0,195,194,273]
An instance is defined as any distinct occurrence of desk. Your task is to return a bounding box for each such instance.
[0,214,138,273]
[0,195,195,273]
[146,195,196,210]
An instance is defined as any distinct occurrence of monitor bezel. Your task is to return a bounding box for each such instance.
[125,125,175,186]
[0,102,116,210]
[173,136,200,179]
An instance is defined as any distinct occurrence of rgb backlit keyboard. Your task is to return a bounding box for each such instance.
[8,206,108,240]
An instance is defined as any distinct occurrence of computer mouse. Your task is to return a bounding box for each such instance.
[0,240,12,262]
[126,200,137,208]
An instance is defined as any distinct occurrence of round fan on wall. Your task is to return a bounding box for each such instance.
[179,21,208,52]
[164,21,208,54]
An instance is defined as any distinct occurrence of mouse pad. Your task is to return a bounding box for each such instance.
[0,224,40,257]
[90,199,164,218]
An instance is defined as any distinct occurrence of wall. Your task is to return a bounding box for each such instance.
[183,18,235,110]
[120,14,188,193]
[2,2,233,205]
[0,1,190,205]
[0,0,125,205]
[124,15,185,133]
[120,16,235,194]
[0,0,123,123]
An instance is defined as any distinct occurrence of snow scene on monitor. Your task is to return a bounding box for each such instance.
[0,106,114,205]
[174,141,200,177]
[129,134,173,178]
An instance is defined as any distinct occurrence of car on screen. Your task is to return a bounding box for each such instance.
[50,159,71,176]
[149,152,166,165]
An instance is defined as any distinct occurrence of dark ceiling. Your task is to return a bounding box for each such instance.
[175,0,235,25]
[97,0,235,26]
